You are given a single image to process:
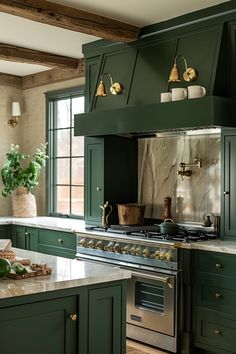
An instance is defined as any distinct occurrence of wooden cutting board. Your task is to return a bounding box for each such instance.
[7,267,52,279]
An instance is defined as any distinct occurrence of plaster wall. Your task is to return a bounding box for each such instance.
[0,77,85,216]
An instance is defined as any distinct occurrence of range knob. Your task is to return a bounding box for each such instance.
[165,252,172,261]
[130,246,136,255]
[154,250,160,259]
[114,243,121,253]
[78,238,86,247]
[87,240,94,248]
[135,247,142,256]
[106,242,114,252]
[142,248,150,257]
[122,245,130,254]
[95,241,104,250]
[159,250,165,260]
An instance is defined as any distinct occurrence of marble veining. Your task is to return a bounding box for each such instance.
[179,240,236,254]
[138,133,220,223]
[0,248,131,299]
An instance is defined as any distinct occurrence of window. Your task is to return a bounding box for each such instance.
[46,87,84,218]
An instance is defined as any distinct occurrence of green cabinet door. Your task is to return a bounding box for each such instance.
[0,225,11,239]
[85,136,138,226]
[85,55,101,112]
[88,285,124,354]
[85,137,104,224]
[0,296,77,354]
[12,226,38,251]
[221,130,236,239]
[38,229,76,258]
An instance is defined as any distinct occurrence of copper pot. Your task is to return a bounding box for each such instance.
[117,204,145,225]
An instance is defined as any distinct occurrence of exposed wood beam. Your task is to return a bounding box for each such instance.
[0,0,140,42]
[22,58,85,89]
[0,72,22,88]
[0,42,79,69]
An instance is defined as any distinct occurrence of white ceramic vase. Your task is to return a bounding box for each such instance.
[12,187,37,217]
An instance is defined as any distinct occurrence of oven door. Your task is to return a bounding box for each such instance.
[127,269,176,336]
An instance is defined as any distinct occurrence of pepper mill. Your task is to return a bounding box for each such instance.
[163,196,172,220]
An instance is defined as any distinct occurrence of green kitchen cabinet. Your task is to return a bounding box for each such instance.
[0,225,11,239]
[38,229,76,258]
[84,136,138,226]
[193,250,236,354]
[221,129,236,239]
[0,279,127,354]
[12,225,38,251]
[0,296,77,354]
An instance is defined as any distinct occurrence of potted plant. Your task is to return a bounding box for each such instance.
[1,143,48,217]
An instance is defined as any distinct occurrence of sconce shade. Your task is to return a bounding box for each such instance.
[12,102,21,117]
[168,64,181,83]
[96,80,107,97]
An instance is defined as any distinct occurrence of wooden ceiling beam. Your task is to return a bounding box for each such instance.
[0,42,79,69]
[0,72,22,88]
[0,0,140,42]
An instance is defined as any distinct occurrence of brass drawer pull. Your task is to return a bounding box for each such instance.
[215,293,222,299]
[96,187,102,191]
[58,238,64,244]
[70,314,77,321]
[224,191,229,195]
[215,263,223,270]
[214,329,221,336]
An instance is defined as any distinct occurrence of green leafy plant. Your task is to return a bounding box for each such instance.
[1,143,48,197]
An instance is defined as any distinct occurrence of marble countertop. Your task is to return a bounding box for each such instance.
[0,248,131,299]
[1,216,236,254]
[0,216,86,233]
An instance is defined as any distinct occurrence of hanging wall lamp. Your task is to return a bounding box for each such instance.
[168,55,197,83]
[8,102,21,127]
[96,72,123,97]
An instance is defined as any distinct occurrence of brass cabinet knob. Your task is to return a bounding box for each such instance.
[70,314,77,321]
[96,187,102,191]
[214,329,221,336]
[223,191,229,195]
[215,293,222,299]
[25,232,30,237]
[58,238,63,244]
[215,263,223,270]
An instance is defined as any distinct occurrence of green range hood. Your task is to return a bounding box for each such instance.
[74,96,236,137]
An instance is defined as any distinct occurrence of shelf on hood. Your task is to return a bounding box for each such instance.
[74,96,236,137]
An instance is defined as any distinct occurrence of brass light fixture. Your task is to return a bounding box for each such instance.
[168,55,197,83]
[8,102,21,127]
[96,72,123,97]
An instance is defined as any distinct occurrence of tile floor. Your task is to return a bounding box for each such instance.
[126,340,167,354]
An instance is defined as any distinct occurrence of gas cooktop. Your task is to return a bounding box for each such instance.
[85,224,219,243]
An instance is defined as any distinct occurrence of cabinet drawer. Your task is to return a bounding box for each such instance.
[38,230,76,250]
[195,308,236,354]
[196,251,236,278]
[38,244,75,259]
[197,277,236,314]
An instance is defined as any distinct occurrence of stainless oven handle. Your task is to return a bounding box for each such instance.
[131,271,173,288]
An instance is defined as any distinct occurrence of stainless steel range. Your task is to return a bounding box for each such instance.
[76,225,218,353]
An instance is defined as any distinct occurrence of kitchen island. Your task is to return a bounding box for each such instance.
[0,248,131,354]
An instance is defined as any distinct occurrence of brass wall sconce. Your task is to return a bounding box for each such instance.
[177,157,202,179]
[168,55,197,83]
[8,102,21,127]
[96,72,123,97]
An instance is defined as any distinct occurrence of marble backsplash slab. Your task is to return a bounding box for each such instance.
[138,133,220,223]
